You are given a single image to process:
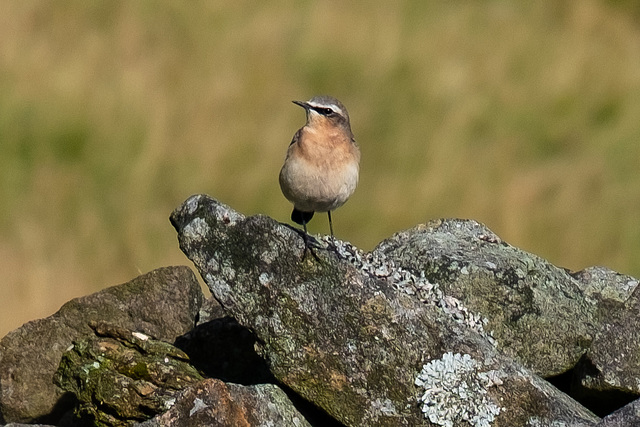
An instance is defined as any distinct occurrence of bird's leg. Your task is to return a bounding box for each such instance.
[327,211,334,237]
[301,220,320,261]
[327,211,337,248]
[292,209,320,260]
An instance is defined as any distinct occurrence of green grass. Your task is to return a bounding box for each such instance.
[2,0,640,336]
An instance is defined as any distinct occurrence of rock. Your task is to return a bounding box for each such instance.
[571,276,640,415]
[596,397,640,426]
[196,295,227,325]
[174,296,337,426]
[5,194,637,426]
[139,378,311,427]
[571,266,639,306]
[175,315,274,386]
[175,294,276,386]
[0,266,203,424]
[54,321,204,426]
[171,194,602,426]
[4,424,57,427]
[374,219,598,377]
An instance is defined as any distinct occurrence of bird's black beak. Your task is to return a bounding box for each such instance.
[292,100,309,109]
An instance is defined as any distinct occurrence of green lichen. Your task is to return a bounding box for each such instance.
[55,323,203,426]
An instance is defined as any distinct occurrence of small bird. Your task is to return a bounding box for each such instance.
[279,95,360,251]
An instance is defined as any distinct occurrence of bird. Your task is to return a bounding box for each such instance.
[279,95,360,252]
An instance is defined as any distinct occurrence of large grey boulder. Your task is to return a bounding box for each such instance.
[0,266,203,424]
[170,194,608,426]
[374,219,599,377]
[374,226,640,418]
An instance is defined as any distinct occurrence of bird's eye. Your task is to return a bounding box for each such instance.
[322,108,334,115]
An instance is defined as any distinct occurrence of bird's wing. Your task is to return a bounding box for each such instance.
[289,128,302,147]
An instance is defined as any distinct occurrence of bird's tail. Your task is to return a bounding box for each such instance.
[291,209,314,225]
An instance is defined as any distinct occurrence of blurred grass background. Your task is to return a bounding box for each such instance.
[2,0,640,337]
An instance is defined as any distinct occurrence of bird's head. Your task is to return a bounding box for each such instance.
[293,95,352,134]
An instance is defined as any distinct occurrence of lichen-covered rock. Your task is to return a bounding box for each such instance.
[571,281,640,414]
[0,266,203,424]
[171,195,600,426]
[571,266,639,307]
[55,321,204,426]
[196,295,227,325]
[139,378,311,427]
[4,424,57,427]
[374,219,599,377]
[595,397,640,426]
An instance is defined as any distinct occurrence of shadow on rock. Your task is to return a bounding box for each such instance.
[175,313,345,426]
[175,316,274,385]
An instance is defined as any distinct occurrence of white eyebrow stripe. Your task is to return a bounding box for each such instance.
[306,101,343,116]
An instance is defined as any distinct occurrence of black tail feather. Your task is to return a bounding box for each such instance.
[291,209,314,225]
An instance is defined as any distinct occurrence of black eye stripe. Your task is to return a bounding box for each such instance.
[313,107,335,116]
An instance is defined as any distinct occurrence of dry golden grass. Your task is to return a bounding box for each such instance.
[2,1,640,336]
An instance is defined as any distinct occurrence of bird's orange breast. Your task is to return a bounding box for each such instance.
[279,125,360,212]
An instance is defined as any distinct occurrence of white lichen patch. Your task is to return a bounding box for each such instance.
[328,238,494,343]
[261,249,277,264]
[189,397,208,416]
[164,397,176,410]
[182,217,210,243]
[527,417,569,427]
[185,194,202,214]
[222,265,236,281]
[485,261,497,270]
[131,332,149,341]
[258,272,272,286]
[370,397,398,416]
[205,272,231,296]
[415,352,503,427]
[212,202,244,225]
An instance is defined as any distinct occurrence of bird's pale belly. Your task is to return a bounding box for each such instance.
[279,158,359,213]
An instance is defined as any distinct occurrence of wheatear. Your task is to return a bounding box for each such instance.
[279,95,360,251]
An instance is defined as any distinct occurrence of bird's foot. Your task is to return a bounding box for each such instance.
[282,223,324,261]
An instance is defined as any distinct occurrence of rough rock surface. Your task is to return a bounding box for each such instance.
[571,274,640,415]
[375,220,599,377]
[595,397,640,426]
[51,298,323,427]
[139,378,311,427]
[55,321,204,426]
[4,194,640,426]
[175,313,274,386]
[4,424,57,427]
[170,194,611,426]
[0,266,202,424]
